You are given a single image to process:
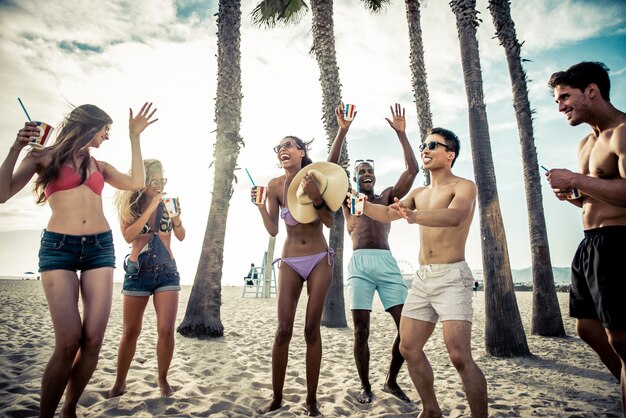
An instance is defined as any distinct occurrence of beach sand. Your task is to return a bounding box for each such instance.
[0,279,620,417]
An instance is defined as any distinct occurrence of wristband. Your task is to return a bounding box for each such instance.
[313,201,326,210]
[173,221,182,228]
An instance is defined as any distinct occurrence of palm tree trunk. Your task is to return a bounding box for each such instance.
[177,0,242,338]
[488,0,565,337]
[450,0,530,356]
[310,0,347,328]
[405,0,433,185]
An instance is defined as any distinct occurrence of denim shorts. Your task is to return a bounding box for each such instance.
[38,230,116,273]
[122,257,181,296]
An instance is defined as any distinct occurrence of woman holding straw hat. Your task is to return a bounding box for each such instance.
[251,136,347,416]
[109,158,185,398]
[0,102,157,417]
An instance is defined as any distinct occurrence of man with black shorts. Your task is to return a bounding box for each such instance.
[546,61,626,413]
[328,103,418,404]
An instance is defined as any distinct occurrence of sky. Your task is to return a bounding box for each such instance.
[0,0,625,286]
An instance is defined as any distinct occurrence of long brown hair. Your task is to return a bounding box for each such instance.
[33,104,112,204]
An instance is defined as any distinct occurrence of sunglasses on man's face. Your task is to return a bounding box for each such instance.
[149,178,167,187]
[418,141,454,153]
[273,140,301,154]
[354,159,375,171]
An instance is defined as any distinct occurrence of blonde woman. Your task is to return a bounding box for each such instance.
[109,159,185,398]
[0,102,157,417]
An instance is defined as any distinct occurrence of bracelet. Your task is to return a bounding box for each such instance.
[313,201,326,210]
[173,221,182,228]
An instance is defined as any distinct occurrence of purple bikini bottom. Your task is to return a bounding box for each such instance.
[274,248,334,281]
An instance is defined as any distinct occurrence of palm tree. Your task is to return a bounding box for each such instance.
[449,0,530,356]
[252,0,390,327]
[177,0,242,338]
[487,0,565,337]
[404,0,433,185]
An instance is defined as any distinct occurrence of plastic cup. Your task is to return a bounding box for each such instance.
[344,104,356,121]
[350,192,365,216]
[253,186,267,205]
[567,188,582,200]
[162,196,180,217]
[30,121,54,148]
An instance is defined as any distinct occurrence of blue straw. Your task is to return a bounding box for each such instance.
[245,168,256,187]
[355,174,360,194]
[540,165,549,172]
[18,98,32,122]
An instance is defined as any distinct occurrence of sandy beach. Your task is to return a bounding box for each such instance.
[0,279,620,417]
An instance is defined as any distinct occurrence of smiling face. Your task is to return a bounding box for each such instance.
[421,133,454,170]
[89,124,111,148]
[275,137,304,169]
[145,168,166,197]
[353,162,375,192]
[554,84,593,126]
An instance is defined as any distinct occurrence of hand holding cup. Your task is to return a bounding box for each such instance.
[251,186,267,207]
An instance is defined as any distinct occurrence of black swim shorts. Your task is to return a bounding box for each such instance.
[570,225,626,329]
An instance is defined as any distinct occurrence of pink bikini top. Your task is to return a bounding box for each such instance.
[44,158,105,197]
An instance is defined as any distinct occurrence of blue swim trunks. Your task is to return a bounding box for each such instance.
[347,249,408,311]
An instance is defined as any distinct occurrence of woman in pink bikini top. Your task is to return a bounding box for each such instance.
[0,102,157,417]
[251,136,334,416]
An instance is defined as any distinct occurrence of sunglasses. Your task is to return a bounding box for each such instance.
[418,141,454,153]
[354,159,375,170]
[149,178,168,187]
[273,140,301,154]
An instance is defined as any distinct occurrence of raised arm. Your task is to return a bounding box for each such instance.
[392,180,476,227]
[0,123,41,203]
[102,102,158,191]
[385,103,419,203]
[328,103,355,164]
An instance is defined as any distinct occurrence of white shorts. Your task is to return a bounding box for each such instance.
[402,261,474,323]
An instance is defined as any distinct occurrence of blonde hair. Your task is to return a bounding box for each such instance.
[114,159,163,225]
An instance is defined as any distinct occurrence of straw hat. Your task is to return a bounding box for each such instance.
[287,162,349,224]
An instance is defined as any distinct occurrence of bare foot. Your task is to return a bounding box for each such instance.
[59,408,78,418]
[108,382,126,398]
[417,407,443,418]
[159,378,174,397]
[257,398,282,414]
[382,382,411,402]
[356,387,374,404]
[306,400,321,416]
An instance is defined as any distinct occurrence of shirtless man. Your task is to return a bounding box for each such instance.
[362,127,487,417]
[546,61,626,414]
[328,103,418,404]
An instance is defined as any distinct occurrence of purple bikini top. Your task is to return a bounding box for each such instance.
[280,178,318,227]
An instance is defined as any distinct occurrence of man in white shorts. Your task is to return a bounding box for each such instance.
[363,127,487,418]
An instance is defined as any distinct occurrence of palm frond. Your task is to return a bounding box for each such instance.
[360,0,390,13]
[251,0,309,28]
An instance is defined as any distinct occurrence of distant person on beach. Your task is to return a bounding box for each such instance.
[0,103,157,417]
[547,61,626,413]
[473,280,479,297]
[361,127,488,417]
[244,263,257,286]
[251,137,347,416]
[108,159,185,398]
[328,103,418,404]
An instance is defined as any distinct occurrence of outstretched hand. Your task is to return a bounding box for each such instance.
[389,197,414,223]
[129,102,158,138]
[335,102,356,130]
[385,103,405,134]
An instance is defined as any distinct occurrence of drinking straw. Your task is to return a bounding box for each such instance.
[244,168,256,187]
[356,174,360,194]
[18,98,32,122]
[540,165,549,172]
